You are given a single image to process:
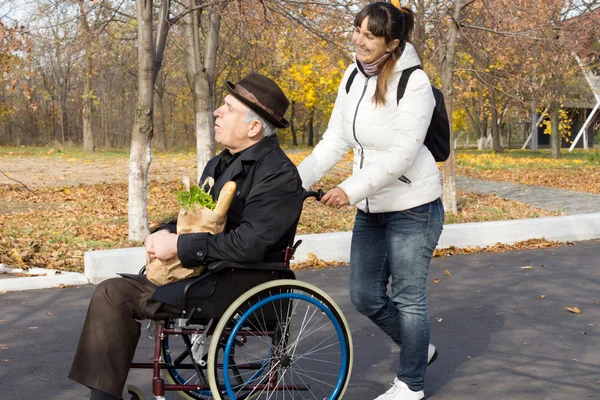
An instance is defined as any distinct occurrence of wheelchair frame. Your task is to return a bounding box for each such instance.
[127,190,354,400]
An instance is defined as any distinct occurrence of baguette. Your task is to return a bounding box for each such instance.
[214,181,236,216]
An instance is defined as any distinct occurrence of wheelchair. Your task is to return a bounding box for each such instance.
[126,190,353,400]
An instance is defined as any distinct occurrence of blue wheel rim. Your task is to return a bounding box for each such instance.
[223,292,348,400]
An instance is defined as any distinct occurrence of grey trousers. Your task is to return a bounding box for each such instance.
[69,277,179,398]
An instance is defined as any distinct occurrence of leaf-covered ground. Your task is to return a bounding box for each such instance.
[457,150,600,194]
[2,146,597,272]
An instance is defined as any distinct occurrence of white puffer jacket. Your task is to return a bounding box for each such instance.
[297,43,442,213]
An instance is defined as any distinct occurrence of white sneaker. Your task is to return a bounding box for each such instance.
[374,378,425,400]
[428,343,438,365]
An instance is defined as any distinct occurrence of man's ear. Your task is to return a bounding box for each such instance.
[247,119,263,139]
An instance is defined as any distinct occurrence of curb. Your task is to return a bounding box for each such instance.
[0,265,89,293]
[2,212,600,292]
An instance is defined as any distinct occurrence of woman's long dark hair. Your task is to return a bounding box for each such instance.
[354,2,415,106]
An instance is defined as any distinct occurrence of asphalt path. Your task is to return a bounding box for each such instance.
[1,240,599,400]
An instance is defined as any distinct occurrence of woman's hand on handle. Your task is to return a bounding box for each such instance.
[321,187,349,208]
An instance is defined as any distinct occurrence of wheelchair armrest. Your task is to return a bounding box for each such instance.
[181,272,213,315]
[207,260,287,274]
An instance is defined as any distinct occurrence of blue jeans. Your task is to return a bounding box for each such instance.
[349,198,444,391]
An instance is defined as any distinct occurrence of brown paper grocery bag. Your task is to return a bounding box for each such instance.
[145,180,235,286]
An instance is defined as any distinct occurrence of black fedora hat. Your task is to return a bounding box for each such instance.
[226,73,290,129]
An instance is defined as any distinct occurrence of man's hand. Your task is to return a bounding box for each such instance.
[321,187,349,208]
[144,230,179,261]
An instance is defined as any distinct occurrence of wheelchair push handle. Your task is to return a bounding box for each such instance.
[304,189,326,201]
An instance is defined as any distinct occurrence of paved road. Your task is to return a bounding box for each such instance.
[1,240,599,400]
[457,176,600,215]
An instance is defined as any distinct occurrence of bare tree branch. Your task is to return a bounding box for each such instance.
[0,169,33,193]
[460,23,558,41]
[170,0,224,25]
[265,0,353,62]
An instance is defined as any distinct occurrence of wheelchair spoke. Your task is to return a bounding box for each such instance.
[208,280,352,400]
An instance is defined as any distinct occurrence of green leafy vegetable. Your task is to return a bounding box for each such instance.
[175,185,216,210]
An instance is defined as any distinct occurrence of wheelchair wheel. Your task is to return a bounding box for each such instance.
[161,321,214,400]
[126,385,145,400]
[207,279,353,400]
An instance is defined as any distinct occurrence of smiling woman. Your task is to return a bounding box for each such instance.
[296,3,442,400]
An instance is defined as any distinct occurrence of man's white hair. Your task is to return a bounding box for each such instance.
[245,108,278,138]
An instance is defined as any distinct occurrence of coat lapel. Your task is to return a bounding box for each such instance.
[207,136,280,198]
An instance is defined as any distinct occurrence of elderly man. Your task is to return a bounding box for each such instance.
[69,73,305,400]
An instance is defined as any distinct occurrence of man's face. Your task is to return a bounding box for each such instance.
[214,95,253,153]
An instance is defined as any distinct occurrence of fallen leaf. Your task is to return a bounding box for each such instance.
[444,269,452,276]
[539,295,546,299]
[10,248,23,263]
[565,307,582,314]
[46,312,53,316]
[433,279,441,283]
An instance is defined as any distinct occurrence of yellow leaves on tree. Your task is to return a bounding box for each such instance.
[537,107,574,141]
[284,44,344,112]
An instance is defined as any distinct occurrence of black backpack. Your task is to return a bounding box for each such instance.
[345,65,450,162]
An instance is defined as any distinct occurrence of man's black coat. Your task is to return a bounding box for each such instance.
[126,136,305,308]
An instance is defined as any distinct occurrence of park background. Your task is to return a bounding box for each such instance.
[1,0,599,273]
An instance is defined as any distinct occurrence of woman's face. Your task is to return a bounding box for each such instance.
[352,16,389,64]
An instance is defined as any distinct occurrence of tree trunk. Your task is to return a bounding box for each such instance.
[183,1,218,182]
[439,0,463,214]
[155,74,168,149]
[101,98,107,147]
[490,92,503,153]
[530,103,538,151]
[199,8,220,178]
[550,102,561,159]
[158,93,168,150]
[308,108,315,147]
[59,87,68,146]
[80,0,95,152]
[478,116,488,150]
[128,0,154,241]
[290,100,298,146]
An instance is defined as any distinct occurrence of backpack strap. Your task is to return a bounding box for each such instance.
[396,65,421,105]
[345,68,359,94]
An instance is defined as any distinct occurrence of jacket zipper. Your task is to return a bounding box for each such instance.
[352,76,370,213]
